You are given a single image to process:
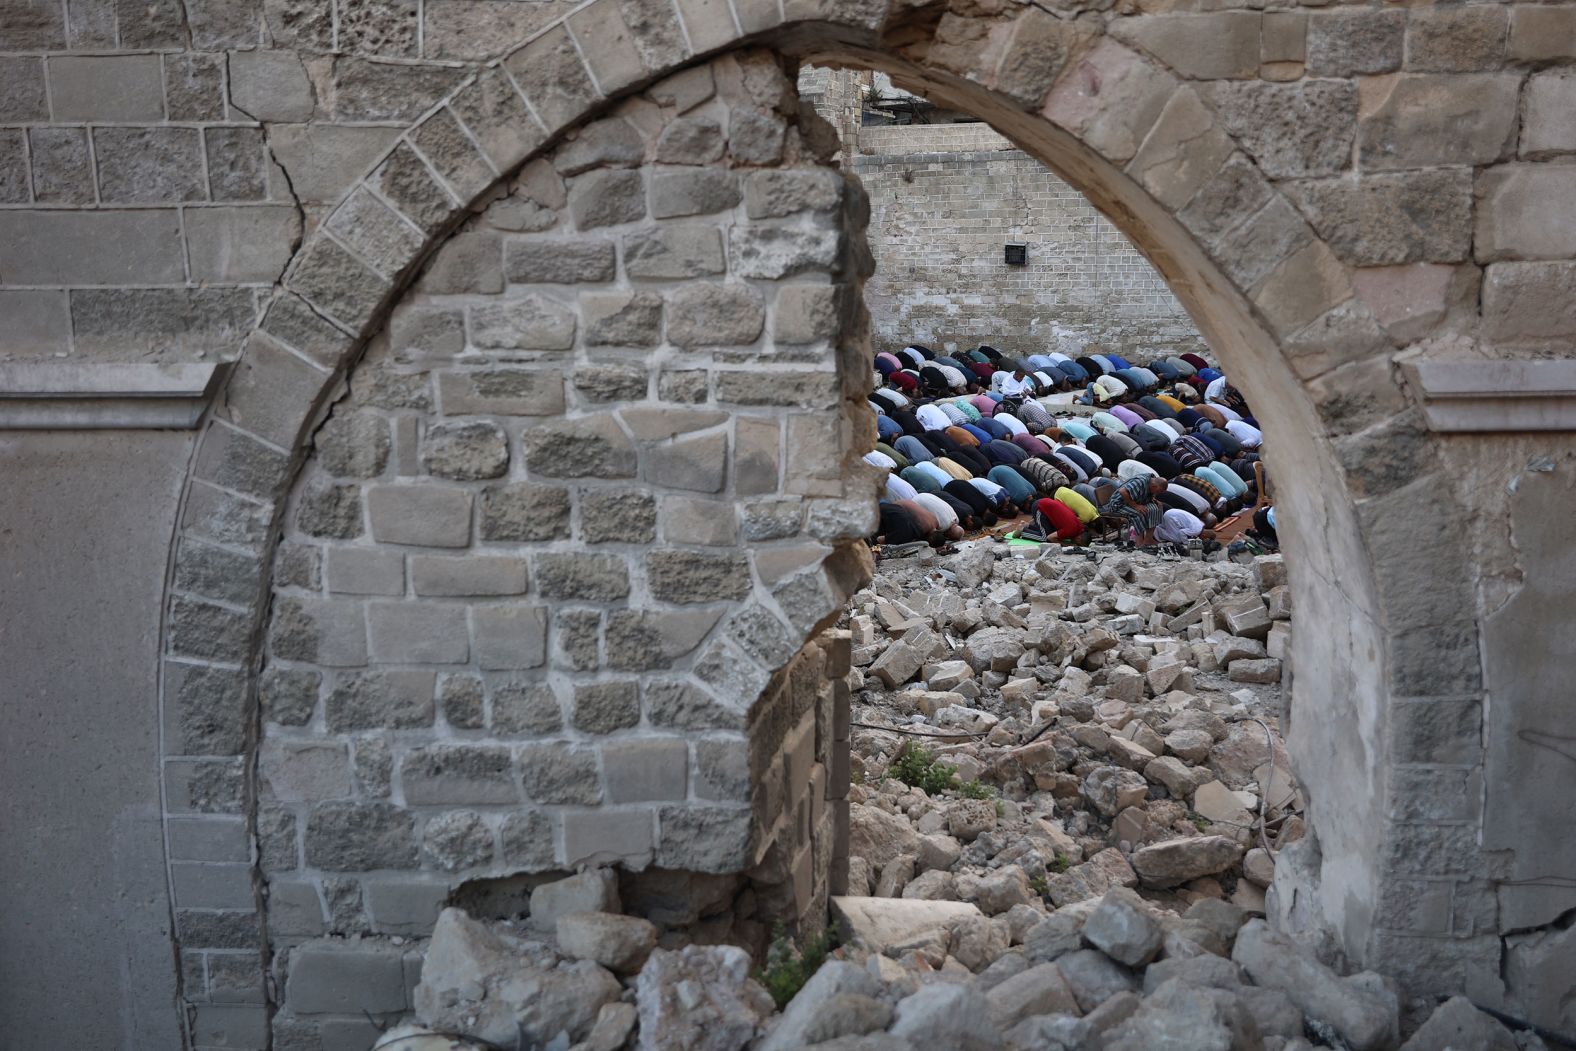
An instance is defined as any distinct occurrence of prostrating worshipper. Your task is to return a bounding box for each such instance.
[915,402,951,431]
[1155,507,1209,547]
[884,471,919,503]
[1017,456,1070,495]
[1033,497,1088,544]
[968,475,1016,515]
[914,491,969,535]
[944,478,998,527]
[987,464,1038,514]
[1052,484,1100,527]
[876,501,931,545]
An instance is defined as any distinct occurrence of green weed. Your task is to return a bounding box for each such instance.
[756,924,836,1010]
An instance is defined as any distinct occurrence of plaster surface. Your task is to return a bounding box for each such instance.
[0,431,190,1049]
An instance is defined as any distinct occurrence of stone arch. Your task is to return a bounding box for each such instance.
[157,0,1509,1035]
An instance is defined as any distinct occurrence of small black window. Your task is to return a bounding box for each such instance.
[1004,242,1027,266]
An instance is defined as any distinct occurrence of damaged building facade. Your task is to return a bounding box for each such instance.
[1,0,1575,1046]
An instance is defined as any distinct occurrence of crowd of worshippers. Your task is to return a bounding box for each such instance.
[866,344,1271,551]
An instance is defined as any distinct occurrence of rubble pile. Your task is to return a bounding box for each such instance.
[375,883,1533,1051]
[380,543,1544,1051]
[842,540,1297,918]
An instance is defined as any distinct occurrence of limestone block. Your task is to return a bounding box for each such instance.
[402,745,515,805]
[1509,6,1576,62]
[505,26,600,131]
[522,415,638,479]
[1210,196,1314,292]
[655,118,724,165]
[440,370,565,417]
[368,601,469,664]
[1113,12,1262,80]
[410,555,527,597]
[491,682,562,736]
[330,59,462,122]
[291,236,392,328]
[535,553,630,601]
[1251,240,1352,337]
[325,671,435,731]
[28,127,92,204]
[333,193,428,281]
[0,57,46,122]
[1523,72,1576,157]
[582,291,664,346]
[602,738,689,802]
[646,550,750,603]
[649,170,740,218]
[992,6,1091,108]
[518,744,602,805]
[1482,262,1576,344]
[1125,89,1233,210]
[304,801,418,871]
[0,210,184,286]
[1176,152,1274,251]
[270,124,402,208]
[470,294,576,351]
[1043,40,1175,164]
[556,118,646,176]
[505,239,615,283]
[1201,79,1355,178]
[285,943,409,1015]
[573,682,640,734]
[479,482,570,541]
[228,50,313,121]
[666,283,765,346]
[501,811,559,870]
[727,225,840,279]
[1358,73,1519,172]
[569,169,646,229]
[1405,6,1507,73]
[624,224,726,279]
[472,605,548,670]
[1475,166,1576,262]
[1285,170,1470,266]
[418,231,503,295]
[1306,9,1402,75]
[744,169,842,219]
[421,421,509,481]
[373,142,460,234]
[367,485,472,547]
[450,68,546,171]
[326,548,403,596]
[47,55,163,121]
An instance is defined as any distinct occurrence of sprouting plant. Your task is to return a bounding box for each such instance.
[887,742,961,796]
[756,924,837,1010]
[1051,854,1072,874]
[958,779,995,800]
[1029,874,1051,898]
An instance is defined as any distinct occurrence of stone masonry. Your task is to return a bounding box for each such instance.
[801,81,1206,357]
[2,0,1576,1045]
[255,54,871,1046]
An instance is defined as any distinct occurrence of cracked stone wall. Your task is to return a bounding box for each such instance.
[250,54,871,1047]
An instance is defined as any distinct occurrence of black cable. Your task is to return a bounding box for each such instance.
[851,720,990,740]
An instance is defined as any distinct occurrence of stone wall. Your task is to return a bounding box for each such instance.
[850,122,1205,357]
[4,0,1576,1043]
[252,53,872,1045]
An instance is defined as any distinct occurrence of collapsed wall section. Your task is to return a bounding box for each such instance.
[253,52,871,1044]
